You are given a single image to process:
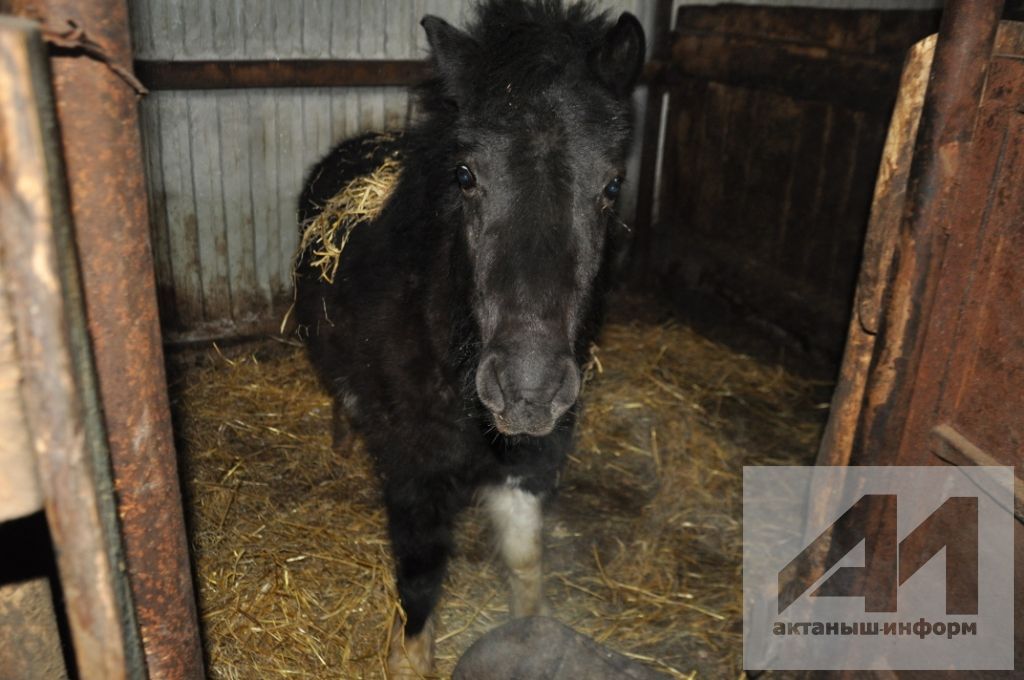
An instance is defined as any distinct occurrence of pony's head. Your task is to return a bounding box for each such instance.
[423,1,645,436]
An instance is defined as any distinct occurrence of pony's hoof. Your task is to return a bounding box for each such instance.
[388,616,434,678]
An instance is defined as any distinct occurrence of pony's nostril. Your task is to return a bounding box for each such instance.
[550,358,581,417]
[475,355,505,413]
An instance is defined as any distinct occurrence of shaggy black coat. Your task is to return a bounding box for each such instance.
[294,0,644,636]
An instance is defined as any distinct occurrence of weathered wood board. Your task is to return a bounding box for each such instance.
[646,4,940,360]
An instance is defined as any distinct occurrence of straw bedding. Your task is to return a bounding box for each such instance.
[169,298,829,679]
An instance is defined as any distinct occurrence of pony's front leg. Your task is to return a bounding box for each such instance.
[384,478,457,678]
[482,481,549,617]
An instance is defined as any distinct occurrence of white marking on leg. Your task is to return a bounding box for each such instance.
[481,481,548,617]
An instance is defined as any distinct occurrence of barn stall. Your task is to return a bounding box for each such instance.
[0,0,1021,678]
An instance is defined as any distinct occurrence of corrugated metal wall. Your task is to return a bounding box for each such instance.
[130,0,655,339]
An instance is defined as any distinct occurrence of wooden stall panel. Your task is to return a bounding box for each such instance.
[924,55,1024,466]
[650,5,939,360]
[817,13,1024,674]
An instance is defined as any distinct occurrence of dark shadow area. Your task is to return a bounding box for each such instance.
[0,511,79,680]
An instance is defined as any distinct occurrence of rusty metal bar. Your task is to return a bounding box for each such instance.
[134,58,667,92]
[0,16,139,678]
[6,1,206,678]
[855,0,1004,463]
[135,58,433,90]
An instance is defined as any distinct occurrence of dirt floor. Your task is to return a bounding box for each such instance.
[168,298,831,679]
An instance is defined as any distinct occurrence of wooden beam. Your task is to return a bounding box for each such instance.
[670,33,902,113]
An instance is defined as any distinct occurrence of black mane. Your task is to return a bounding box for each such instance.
[464,0,610,95]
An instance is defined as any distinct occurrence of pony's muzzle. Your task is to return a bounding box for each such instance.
[476,351,580,437]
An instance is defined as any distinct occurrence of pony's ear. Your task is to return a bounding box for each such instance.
[589,13,646,97]
[421,15,476,84]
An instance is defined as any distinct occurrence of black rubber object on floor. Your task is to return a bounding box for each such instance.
[453,616,670,680]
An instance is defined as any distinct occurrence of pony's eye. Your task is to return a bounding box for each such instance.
[603,176,623,200]
[455,164,477,190]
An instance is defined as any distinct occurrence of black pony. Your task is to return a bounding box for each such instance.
[293,1,644,675]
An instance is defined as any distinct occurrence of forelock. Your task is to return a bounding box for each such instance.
[460,1,611,102]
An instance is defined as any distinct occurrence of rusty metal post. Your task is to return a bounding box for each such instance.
[6,1,206,678]
[856,0,1004,463]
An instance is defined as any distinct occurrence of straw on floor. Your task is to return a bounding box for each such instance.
[170,304,828,679]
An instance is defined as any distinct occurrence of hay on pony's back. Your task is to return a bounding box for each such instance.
[298,132,403,285]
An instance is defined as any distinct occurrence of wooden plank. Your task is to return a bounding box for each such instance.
[273,0,304,313]
[275,92,305,308]
[248,91,278,314]
[211,0,242,58]
[303,0,331,58]
[666,80,706,235]
[925,56,1024,460]
[181,0,214,58]
[387,0,416,60]
[241,0,274,311]
[692,83,731,239]
[188,92,232,321]
[217,93,261,323]
[157,91,204,327]
[777,102,829,284]
[774,100,823,268]
[743,90,802,266]
[383,88,409,130]
[273,0,301,57]
[815,35,935,469]
[360,0,387,131]
[852,2,1004,467]
[240,0,269,59]
[138,97,178,327]
[828,113,889,304]
[676,5,940,56]
[0,261,41,523]
[330,2,362,142]
[671,33,902,113]
[801,107,858,293]
[717,87,759,245]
